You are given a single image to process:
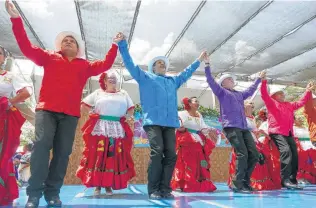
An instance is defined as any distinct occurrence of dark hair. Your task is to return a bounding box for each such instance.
[182,96,197,110]
[188,96,197,104]
[0,45,7,58]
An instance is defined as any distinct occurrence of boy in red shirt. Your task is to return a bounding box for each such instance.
[6,1,119,207]
[261,74,315,189]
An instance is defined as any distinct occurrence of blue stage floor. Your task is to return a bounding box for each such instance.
[13,183,316,208]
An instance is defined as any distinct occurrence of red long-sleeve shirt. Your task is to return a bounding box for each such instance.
[260,80,312,136]
[11,17,118,117]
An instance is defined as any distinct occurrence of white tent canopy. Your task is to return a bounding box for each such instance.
[2,0,313,109]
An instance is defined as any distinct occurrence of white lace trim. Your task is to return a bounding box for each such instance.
[91,120,125,138]
[300,141,316,151]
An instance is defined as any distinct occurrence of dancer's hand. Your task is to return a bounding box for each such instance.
[306,81,316,91]
[177,126,186,132]
[198,51,208,62]
[207,128,218,143]
[113,32,125,43]
[259,70,266,80]
[5,0,19,18]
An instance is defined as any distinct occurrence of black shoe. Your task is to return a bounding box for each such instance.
[149,191,162,200]
[232,186,252,193]
[45,196,62,207]
[25,197,40,208]
[282,179,302,190]
[290,178,298,185]
[243,183,257,192]
[289,176,298,185]
[161,192,175,199]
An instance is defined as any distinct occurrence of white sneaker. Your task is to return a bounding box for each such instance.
[105,187,113,196]
[94,187,101,196]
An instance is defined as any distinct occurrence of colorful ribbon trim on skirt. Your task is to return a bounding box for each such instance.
[298,137,311,141]
[187,128,198,134]
[99,115,120,121]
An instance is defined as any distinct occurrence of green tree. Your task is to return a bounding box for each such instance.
[20,121,35,146]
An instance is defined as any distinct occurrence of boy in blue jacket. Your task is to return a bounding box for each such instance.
[116,32,207,199]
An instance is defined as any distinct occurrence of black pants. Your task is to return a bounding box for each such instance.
[143,125,177,195]
[223,127,259,188]
[270,133,298,181]
[26,110,78,198]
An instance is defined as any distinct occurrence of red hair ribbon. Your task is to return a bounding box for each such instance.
[182,97,191,111]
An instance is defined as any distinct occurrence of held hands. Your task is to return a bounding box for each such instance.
[198,51,209,63]
[5,0,19,18]
[125,116,134,131]
[207,128,218,143]
[113,32,126,43]
[259,70,267,80]
[306,81,316,92]
[201,128,217,143]
[178,126,186,132]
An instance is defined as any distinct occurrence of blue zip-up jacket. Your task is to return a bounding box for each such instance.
[118,40,200,128]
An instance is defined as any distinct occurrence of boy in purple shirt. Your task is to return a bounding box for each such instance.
[204,54,265,193]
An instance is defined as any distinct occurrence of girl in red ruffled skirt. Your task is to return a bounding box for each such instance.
[171,97,217,192]
[0,45,32,205]
[76,72,135,196]
[294,117,316,184]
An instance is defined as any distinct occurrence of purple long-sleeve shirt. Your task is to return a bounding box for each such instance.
[205,66,261,129]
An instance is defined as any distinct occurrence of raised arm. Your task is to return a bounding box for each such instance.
[241,78,261,100]
[86,43,118,77]
[290,88,312,111]
[303,95,315,117]
[205,65,225,96]
[117,36,147,82]
[260,80,276,109]
[6,1,49,66]
[175,60,201,88]
[175,51,207,88]
[10,18,50,66]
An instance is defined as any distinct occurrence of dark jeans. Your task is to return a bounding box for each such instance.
[270,133,298,181]
[143,125,177,195]
[223,127,259,188]
[26,110,78,198]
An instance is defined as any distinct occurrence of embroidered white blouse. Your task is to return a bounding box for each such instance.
[293,126,315,150]
[82,89,134,138]
[0,71,32,98]
[178,110,211,146]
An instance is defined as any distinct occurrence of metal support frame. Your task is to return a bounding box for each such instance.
[74,0,90,96]
[120,0,142,89]
[227,14,316,73]
[165,0,207,58]
[209,0,273,56]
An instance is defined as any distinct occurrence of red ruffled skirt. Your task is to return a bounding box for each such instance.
[228,137,281,190]
[76,115,135,190]
[295,138,316,184]
[0,97,25,205]
[171,131,217,192]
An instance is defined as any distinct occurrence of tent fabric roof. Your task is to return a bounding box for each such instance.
[2,0,316,87]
